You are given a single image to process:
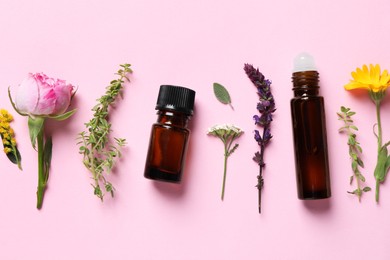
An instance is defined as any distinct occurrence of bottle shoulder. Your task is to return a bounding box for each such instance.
[152,123,190,133]
[291,95,324,102]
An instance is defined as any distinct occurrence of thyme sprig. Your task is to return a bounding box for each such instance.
[78,64,132,201]
[338,106,371,201]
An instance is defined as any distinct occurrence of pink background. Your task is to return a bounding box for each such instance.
[1,0,390,259]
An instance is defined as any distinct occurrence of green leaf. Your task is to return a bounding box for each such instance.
[386,155,390,173]
[356,172,365,182]
[356,157,364,168]
[348,136,355,145]
[227,143,239,157]
[351,160,358,172]
[347,189,359,195]
[48,109,76,121]
[213,83,233,108]
[350,125,358,131]
[363,187,371,192]
[356,145,363,153]
[28,117,45,149]
[374,146,389,183]
[43,136,52,183]
[93,185,103,201]
[5,146,22,170]
[105,182,115,197]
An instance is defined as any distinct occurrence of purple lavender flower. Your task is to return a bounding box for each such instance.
[244,63,276,214]
[254,129,262,143]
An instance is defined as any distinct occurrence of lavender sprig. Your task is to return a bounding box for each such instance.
[244,64,276,214]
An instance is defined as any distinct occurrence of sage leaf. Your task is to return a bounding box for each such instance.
[213,83,233,109]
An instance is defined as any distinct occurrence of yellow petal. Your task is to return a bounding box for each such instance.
[344,81,371,91]
[370,64,379,82]
[379,69,389,86]
[351,71,358,80]
[362,65,370,82]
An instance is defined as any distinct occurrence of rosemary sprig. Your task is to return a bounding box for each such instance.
[338,106,371,201]
[78,64,132,201]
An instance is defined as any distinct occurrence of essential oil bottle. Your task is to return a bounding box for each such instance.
[290,53,331,199]
[144,85,196,183]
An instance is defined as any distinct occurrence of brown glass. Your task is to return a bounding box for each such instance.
[291,70,331,199]
[144,110,190,183]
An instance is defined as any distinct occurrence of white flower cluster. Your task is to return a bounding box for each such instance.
[207,124,244,137]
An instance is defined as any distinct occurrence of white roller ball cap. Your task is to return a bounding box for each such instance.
[293,52,316,72]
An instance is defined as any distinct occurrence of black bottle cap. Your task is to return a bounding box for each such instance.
[156,85,196,115]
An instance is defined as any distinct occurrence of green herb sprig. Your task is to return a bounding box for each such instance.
[338,106,371,201]
[78,64,132,201]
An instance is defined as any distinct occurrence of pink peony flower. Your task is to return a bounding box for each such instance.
[8,72,77,209]
[14,73,74,116]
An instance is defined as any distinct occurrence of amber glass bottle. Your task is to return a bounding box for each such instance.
[144,85,196,183]
[291,53,331,200]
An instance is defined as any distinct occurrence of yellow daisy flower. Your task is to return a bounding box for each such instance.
[344,64,390,203]
[344,64,390,93]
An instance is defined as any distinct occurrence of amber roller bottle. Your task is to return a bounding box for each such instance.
[290,53,331,199]
[144,85,196,183]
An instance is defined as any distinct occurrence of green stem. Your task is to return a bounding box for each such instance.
[376,179,380,203]
[376,100,382,152]
[350,128,362,203]
[221,150,228,201]
[356,172,362,203]
[220,136,236,200]
[36,127,45,209]
[375,100,382,203]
